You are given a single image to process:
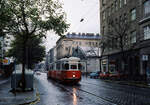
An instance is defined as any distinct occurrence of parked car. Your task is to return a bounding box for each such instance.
[89,71,100,78]
[99,72,109,79]
[36,71,41,75]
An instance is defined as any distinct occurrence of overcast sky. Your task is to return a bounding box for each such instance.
[45,0,100,52]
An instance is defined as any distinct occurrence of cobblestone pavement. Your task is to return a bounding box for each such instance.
[35,73,150,105]
[80,77,150,105]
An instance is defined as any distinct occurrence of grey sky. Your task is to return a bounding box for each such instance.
[45,0,100,52]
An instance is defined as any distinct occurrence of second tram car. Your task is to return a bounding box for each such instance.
[47,57,82,83]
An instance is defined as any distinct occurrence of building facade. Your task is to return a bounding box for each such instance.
[55,33,101,73]
[100,0,150,80]
[45,46,57,70]
[56,33,101,59]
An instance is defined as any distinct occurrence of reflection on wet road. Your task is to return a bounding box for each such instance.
[73,88,77,105]
[34,73,150,105]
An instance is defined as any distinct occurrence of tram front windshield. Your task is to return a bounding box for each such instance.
[70,64,77,69]
[62,62,79,70]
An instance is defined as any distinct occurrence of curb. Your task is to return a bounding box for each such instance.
[0,79,9,85]
[19,91,40,105]
[18,79,40,105]
[103,79,150,88]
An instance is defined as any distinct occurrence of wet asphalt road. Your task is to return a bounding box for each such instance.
[35,73,150,105]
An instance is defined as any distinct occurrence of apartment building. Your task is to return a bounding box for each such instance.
[100,0,150,79]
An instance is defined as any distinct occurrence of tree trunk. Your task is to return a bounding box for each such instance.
[18,40,26,91]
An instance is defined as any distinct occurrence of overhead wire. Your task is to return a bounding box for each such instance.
[68,0,99,33]
[75,5,100,33]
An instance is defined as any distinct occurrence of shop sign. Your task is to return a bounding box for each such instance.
[2,59,10,65]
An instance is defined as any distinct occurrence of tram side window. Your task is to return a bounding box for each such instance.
[70,65,77,70]
[50,65,53,70]
[56,63,61,70]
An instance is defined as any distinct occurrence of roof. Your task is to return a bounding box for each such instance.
[56,33,101,44]
[65,33,101,40]
[72,46,101,59]
[79,46,100,56]
[139,15,150,25]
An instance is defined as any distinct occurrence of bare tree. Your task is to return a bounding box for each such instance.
[101,15,131,74]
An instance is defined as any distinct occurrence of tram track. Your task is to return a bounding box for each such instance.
[50,81,118,105]
[36,73,150,105]
[80,81,150,98]
[75,87,118,105]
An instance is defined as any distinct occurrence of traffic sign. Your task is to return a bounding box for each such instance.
[142,55,148,61]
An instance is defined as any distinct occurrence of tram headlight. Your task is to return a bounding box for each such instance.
[73,75,75,77]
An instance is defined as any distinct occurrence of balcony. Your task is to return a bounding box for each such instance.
[139,13,150,25]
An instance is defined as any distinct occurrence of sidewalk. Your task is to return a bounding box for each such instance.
[0,75,10,85]
[0,77,39,105]
[103,79,150,88]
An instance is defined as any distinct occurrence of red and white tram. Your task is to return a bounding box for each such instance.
[47,57,82,83]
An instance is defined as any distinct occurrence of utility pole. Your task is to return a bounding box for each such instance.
[1,36,4,71]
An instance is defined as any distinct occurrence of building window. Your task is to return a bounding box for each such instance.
[89,42,92,46]
[115,1,118,11]
[103,26,105,35]
[111,3,114,13]
[76,41,78,45]
[124,34,128,46]
[93,42,95,46]
[131,8,136,21]
[120,0,122,8]
[102,0,106,6]
[124,13,127,23]
[102,11,106,20]
[108,7,110,16]
[124,0,127,5]
[144,25,150,40]
[119,15,122,21]
[131,31,136,43]
[95,42,98,47]
[144,0,150,15]
[79,42,81,45]
[65,47,69,51]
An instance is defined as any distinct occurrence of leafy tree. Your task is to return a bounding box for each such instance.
[7,35,45,69]
[0,0,12,37]
[5,0,69,90]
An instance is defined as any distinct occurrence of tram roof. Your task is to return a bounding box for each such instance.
[59,57,80,61]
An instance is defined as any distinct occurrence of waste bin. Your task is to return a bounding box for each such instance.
[11,70,34,90]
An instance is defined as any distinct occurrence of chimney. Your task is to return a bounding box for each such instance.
[82,33,85,36]
[72,32,76,35]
